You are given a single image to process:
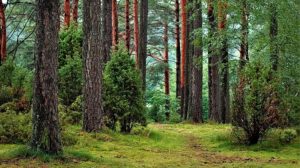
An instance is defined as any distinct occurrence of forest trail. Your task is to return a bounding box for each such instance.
[0,124,299,168]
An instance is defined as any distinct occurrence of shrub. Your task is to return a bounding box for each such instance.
[103,45,146,133]
[232,60,285,145]
[279,129,297,144]
[0,86,14,105]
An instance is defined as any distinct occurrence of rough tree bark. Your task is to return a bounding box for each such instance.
[175,0,181,98]
[102,0,112,63]
[0,1,6,62]
[72,0,79,23]
[138,0,148,90]
[83,0,103,132]
[270,3,279,72]
[133,0,139,66]
[125,0,131,51]
[208,0,221,122]
[31,0,62,154]
[64,0,71,26]
[218,1,230,123]
[112,0,118,47]
[191,0,203,123]
[164,22,170,121]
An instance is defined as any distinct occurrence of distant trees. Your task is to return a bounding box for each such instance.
[31,0,62,154]
[0,1,6,63]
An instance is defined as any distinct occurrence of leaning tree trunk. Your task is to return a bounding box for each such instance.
[64,0,71,26]
[125,0,131,51]
[72,0,79,23]
[112,0,118,47]
[31,0,62,154]
[82,0,103,132]
[218,1,230,123]
[208,0,221,122]
[133,0,139,66]
[175,0,181,98]
[191,0,203,123]
[102,0,112,63]
[138,0,148,90]
[0,1,6,62]
[164,22,170,121]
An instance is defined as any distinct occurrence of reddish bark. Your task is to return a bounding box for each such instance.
[64,0,71,26]
[164,22,170,120]
[133,0,139,66]
[112,0,118,47]
[72,0,79,23]
[175,0,181,98]
[0,2,6,62]
[125,0,130,51]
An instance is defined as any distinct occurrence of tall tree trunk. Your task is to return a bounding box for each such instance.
[138,0,148,90]
[125,0,131,51]
[31,0,62,154]
[72,0,79,23]
[191,0,203,123]
[175,0,181,98]
[0,1,6,62]
[218,1,230,123]
[83,0,103,132]
[180,0,187,119]
[270,3,279,71]
[208,0,221,122]
[164,22,170,121]
[64,0,71,26]
[133,0,139,66]
[240,0,249,68]
[102,0,112,63]
[112,0,119,47]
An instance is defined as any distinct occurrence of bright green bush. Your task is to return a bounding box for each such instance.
[103,46,146,133]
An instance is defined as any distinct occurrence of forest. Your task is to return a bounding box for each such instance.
[0,0,299,167]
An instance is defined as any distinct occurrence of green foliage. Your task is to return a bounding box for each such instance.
[232,59,284,145]
[0,86,14,105]
[279,129,297,144]
[104,46,146,133]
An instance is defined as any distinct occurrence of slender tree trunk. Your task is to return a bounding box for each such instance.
[164,22,170,121]
[112,0,119,47]
[102,0,112,63]
[0,2,6,62]
[191,0,203,123]
[133,0,139,66]
[175,0,181,98]
[72,0,79,23]
[125,0,131,51]
[218,1,230,123]
[208,0,221,122]
[64,0,71,26]
[270,3,279,71]
[31,0,62,154]
[180,0,187,119]
[82,0,103,132]
[240,0,249,68]
[138,0,148,90]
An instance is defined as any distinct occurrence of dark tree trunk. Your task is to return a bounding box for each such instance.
[72,0,79,23]
[64,0,71,26]
[218,1,230,123]
[102,0,112,63]
[164,22,170,121]
[0,1,6,62]
[133,0,139,66]
[112,0,119,47]
[82,0,103,132]
[191,0,203,123]
[270,3,279,72]
[125,0,131,51]
[31,0,62,154]
[208,0,221,122]
[138,0,148,90]
[240,0,249,68]
[175,0,181,98]
[180,0,187,119]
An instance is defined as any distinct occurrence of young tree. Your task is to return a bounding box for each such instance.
[31,0,62,154]
[0,1,6,62]
[138,0,149,90]
[82,0,103,132]
[163,22,170,120]
[64,0,71,26]
[175,0,181,98]
[112,0,118,47]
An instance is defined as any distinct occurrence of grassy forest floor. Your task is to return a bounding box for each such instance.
[0,124,299,168]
